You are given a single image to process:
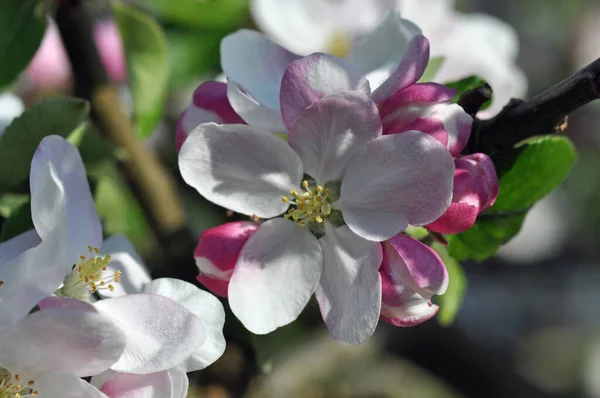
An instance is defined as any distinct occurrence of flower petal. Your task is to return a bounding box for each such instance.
[142,278,226,371]
[0,229,41,266]
[346,11,421,90]
[0,92,24,136]
[370,35,430,104]
[0,165,68,327]
[337,131,454,241]
[168,367,189,398]
[280,53,370,128]
[221,29,299,110]
[229,218,323,334]
[98,234,151,298]
[179,123,302,218]
[98,371,172,398]
[37,372,110,398]
[288,91,381,183]
[30,135,102,264]
[226,80,287,132]
[315,224,382,345]
[94,294,205,374]
[0,305,126,378]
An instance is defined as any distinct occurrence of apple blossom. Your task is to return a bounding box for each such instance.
[0,305,126,398]
[250,0,526,117]
[91,368,188,398]
[0,92,24,136]
[380,233,448,326]
[179,89,455,344]
[194,221,259,297]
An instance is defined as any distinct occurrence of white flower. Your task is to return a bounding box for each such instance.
[0,92,24,136]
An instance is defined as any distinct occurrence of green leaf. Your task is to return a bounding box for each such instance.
[418,56,444,83]
[0,97,90,192]
[433,243,466,326]
[113,3,169,138]
[166,28,222,89]
[0,0,46,87]
[0,200,32,242]
[444,75,492,110]
[0,193,29,218]
[68,123,117,170]
[447,136,577,261]
[136,0,249,30]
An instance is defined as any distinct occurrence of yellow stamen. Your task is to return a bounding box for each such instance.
[282,180,332,227]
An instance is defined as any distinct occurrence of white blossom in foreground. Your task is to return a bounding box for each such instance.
[179,89,454,345]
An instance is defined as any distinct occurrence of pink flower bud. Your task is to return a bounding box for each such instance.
[194,221,258,297]
[176,81,245,152]
[380,234,448,327]
[426,153,499,234]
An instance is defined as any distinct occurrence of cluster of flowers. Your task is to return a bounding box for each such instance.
[177,12,499,345]
[0,136,224,397]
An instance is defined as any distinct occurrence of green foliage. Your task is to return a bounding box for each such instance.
[0,0,46,87]
[114,3,169,138]
[418,56,445,83]
[447,136,577,261]
[136,0,249,30]
[0,97,89,193]
[433,242,466,326]
[444,75,492,110]
[0,200,32,242]
[0,194,29,218]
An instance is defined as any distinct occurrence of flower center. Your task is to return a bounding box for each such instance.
[0,368,38,397]
[282,180,332,227]
[57,246,121,300]
[326,31,351,57]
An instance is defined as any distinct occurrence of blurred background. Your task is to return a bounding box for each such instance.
[11,0,600,397]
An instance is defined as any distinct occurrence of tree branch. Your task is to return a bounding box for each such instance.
[468,57,600,155]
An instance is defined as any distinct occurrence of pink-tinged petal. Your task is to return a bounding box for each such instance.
[94,294,205,374]
[426,153,499,234]
[346,11,421,89]
[337,131,454,242]
[142,278,226,371]
[99,371,172,398]
[370,35,430,104]
[288,91,381,184]
[193,81,245,124]
[227,80,287,131]
[379,83,456,116]
[30,135,102,265]
[94,19,126,83]
[98,234,152,298]
[179,123,302,218]
[221,29,300,110]
[388,117,449,150]
[0,165,69,328]
[280,53,370,128]
[379,234,447,327]
[229,218,323,334]
[37,373,110,398]
[195,221,259,298]
[316,224,382,345]
[0,305,126,378]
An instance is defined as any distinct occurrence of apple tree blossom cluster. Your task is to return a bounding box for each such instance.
[0,136,225,397]
[176,10,500,345]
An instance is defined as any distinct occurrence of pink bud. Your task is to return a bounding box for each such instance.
[94,19,127,84]
[194,221,258,297]
[176,81,245,152]
[380,234,448,327]
[426,153,499,234]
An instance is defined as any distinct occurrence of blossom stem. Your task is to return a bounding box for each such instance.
[468,56,600,155]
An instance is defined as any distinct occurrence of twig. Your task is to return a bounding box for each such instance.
[468,57,600,155]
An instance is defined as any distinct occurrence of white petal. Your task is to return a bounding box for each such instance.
[229,218,323,334]
[227,80,287,131]
[30,135,102,264]
[179,123,302,218]
[168,367,189,398]
[0,92,24,136]
[346,11,421,90]
[337,131,454,241]
[0,165,69,327]
[97,371,172,398]
[288,91,381,184]
[98,234,151,298]
[94,294,205,374]
[315,224,382,345]
[37,373,110,398]
[142,278,226,371]
[221,29,299,109]
[0,229,41,266]
[0,306,126,378]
